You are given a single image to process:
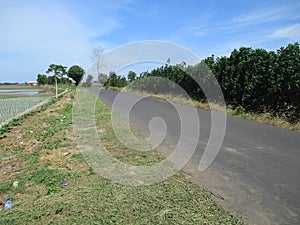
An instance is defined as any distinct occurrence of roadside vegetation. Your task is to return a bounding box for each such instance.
[101,42,300,131]
[0,91,243,224]
[122,89,300,131]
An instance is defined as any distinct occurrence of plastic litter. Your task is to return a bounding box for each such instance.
[13,181,18,188]
[60,182,67,186]
[63,152,71,156]
[4,198,12,210]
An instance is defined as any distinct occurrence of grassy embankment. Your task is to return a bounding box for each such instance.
[0,89,243,224]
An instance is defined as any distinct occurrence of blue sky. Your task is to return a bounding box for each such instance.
[0,0,299,82]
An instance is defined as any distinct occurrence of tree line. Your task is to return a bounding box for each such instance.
[107,42,300,122]
[38,43,299,121]
[37,64,85,86]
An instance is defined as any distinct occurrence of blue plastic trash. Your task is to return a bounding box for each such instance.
[60,182,67,186]
[4,198,12,210]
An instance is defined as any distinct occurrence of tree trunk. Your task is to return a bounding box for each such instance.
[55,75,58,98]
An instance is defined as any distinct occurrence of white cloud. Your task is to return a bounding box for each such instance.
[271,23,300,41]
[0,0,125,82]
[185,4,300,38]
[233,8,286,25]
[0,2,88,55]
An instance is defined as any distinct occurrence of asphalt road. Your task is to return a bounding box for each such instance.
[88,88,300,225]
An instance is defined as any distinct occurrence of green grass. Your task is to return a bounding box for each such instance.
[0,91,243,224]
[0,85,40,90]
[0,94,64,139]
[0,96,51,124]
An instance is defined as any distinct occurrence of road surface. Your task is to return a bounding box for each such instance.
[88,88,300,225]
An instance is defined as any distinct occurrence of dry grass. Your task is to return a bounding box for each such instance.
[121,88,299,131]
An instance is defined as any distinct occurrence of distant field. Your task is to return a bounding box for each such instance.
[0,85,39,90]
[0,84,54,99]
[0,96,50,124]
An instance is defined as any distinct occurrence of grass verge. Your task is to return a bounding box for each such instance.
[106,86,299,131]
[0,90,243,224]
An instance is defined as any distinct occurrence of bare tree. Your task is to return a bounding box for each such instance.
[92,46,104,77]
[166,58,171,65]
